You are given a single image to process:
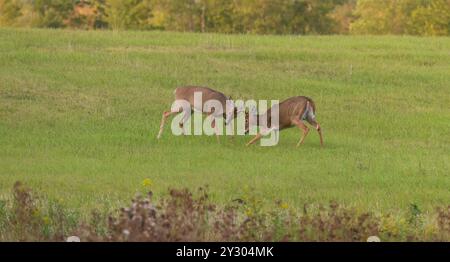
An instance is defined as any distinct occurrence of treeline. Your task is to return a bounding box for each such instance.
[0,0,449,36]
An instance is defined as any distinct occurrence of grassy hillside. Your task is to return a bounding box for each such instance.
[0,28,449,215]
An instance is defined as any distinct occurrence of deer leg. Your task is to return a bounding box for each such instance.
[179,122,184,135]
[293,119,309,147]
[179,109,192,136]
[246,133,262,147]
[211,118,221,143]
[207,113,220,143]
[215,127,220,144]
[307,119,324,147]
[157,110,176,139]
[316,123,323,147]
[179,118,186,135]
[224,116,234,141]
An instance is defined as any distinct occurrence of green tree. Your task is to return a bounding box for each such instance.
[103,0,153,30]
[1,0,448,36]
[33,0,75,28]
[411,0,450,36]
[298,0,346,34]
[154,0,201,31]
[202,0,236,33]
[215,0,344,35]
[349,0,449,36]
[231,0,289,34]
[0,0,23,26]
[350,0,397,34]
[328,0,356,34]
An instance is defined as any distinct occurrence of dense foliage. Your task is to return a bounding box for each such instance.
[0,0,449,35]
[2,182,450,241]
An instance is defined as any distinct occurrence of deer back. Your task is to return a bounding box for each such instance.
[174,86,229,113]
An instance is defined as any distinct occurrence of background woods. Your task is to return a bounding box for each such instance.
[0,0,449,36]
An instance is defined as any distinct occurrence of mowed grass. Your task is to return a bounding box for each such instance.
[0,28,449,215]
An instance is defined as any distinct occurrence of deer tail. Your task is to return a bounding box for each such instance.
[305,97,316,114]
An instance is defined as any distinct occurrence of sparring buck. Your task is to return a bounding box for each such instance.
[245,96,323,147]
[157,86,241,141]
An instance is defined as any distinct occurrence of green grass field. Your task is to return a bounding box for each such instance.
[0,28,449,216]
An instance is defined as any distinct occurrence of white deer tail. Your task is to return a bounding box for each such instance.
[302,101,316,121]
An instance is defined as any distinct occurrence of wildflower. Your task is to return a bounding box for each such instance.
[42,216,50,225]
[142,178,153,187]
[245,209,253,217]
[424,223,437,236]
[280,203,289,209]
[32,209,41,218]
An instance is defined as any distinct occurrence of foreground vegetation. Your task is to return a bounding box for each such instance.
[0,28,449,219]
[1,182,450,241]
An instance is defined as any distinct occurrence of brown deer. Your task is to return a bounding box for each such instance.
[245,96,323,147]
[157,86,241,141]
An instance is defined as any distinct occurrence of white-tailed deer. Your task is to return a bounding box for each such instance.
[245,96,323,147]
[157,86,240,141]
